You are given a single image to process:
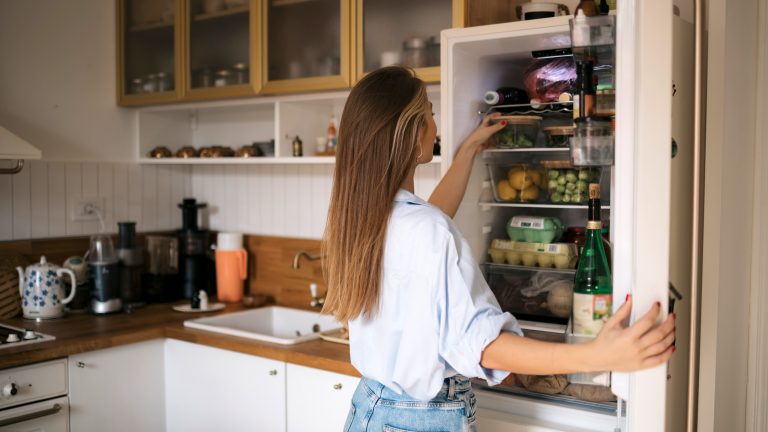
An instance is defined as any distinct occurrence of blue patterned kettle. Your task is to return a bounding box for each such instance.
[16,256,77,319]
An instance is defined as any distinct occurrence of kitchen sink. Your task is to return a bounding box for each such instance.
[183,306,342,345]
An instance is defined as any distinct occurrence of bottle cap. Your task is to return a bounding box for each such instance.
[484,91,500,105]
[217,232,243,251]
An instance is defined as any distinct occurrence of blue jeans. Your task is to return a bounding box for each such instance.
[344,375,478,432]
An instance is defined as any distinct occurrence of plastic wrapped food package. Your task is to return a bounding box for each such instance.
[488,270,574,319]
[522,58,577,102]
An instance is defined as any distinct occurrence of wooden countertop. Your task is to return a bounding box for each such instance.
[0,303,358,377]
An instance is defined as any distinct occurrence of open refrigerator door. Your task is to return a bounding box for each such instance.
[439,1,694,431]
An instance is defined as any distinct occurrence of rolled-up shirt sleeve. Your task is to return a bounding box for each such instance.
[436,230,523,386]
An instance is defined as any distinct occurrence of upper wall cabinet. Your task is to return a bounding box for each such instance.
[185,0,261,100]
[118,0,184,105]
[260,0,352,94]
[355,0,464,83]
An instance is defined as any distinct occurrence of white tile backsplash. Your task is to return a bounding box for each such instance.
[0,161,442,241]
[0,162,192,241]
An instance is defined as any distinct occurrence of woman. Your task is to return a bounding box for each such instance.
[322,67,675,432]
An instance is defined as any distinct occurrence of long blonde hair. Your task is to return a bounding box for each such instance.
[322,67,428,322]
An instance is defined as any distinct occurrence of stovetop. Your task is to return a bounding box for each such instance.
[0,323,55,349]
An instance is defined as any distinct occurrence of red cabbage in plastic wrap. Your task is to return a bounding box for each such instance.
[523,58,577,102]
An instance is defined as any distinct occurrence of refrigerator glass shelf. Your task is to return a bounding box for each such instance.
[483,148,570,154]
[485,262,576,276]
[479,106,573,117]
[479,202,611,210]
[471,379,618,414]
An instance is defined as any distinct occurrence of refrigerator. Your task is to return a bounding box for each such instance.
[438,2,696,431]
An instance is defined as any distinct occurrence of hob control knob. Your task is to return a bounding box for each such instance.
[5,334,19,343]
[2,383,18,397]
[23,330,37,340]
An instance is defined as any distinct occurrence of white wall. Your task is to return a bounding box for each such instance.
[0,0,135,161]
[698,0,759,430]
[190,163,441,239]
[0,161,191,241]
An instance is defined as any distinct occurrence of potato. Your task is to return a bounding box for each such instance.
[547,282,573,318]
[519,186,540,201]
[508,169,534,190]
[497,180,518,201]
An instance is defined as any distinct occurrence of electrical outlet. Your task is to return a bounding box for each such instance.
[72,198,105,222]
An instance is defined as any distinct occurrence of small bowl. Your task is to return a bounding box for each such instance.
[492,115,542,149]
[543,126,574,148]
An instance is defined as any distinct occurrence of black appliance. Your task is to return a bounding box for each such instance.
[177,198,213,308]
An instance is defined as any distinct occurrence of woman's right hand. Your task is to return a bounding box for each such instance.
[588,295,676,372]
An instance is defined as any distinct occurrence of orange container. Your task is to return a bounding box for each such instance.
[215,249,247,302]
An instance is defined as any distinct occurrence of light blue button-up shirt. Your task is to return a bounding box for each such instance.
[349,189,522,401]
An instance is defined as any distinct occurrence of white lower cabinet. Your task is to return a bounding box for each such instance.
[286,363,359,432]
[68,339,166,432]
[164,339,286,432]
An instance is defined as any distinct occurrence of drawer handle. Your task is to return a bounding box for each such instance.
[333,383,342,390]
[0,403,61,427]
[76,362,86,368]
[269,369,278,376]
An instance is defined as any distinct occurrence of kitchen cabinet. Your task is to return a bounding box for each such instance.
[355,0,463,83]
[286,363,359,432]
[164,339,286,432]
[118,0,184,106]
[261,0,352,94]
[68,339,166,432]
[184,0,261,100]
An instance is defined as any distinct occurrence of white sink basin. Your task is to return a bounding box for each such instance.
[183,306,342,345]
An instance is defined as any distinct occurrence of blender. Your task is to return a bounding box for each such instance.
[88,234,122,314]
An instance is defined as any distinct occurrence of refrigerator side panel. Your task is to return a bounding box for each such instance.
[666,16,695,432]
[612,0,676,431]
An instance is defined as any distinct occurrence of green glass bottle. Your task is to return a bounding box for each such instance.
[572,183,612,336]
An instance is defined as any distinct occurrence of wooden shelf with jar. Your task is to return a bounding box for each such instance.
[136,86,442,165]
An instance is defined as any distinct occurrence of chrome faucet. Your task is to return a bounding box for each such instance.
[309,283,325,309]
[292,250,322,269]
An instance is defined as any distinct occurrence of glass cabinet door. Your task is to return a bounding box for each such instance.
[356,0,462,83]
[185,0,260,99]
[119,0,182,105]
[262,0,352,93]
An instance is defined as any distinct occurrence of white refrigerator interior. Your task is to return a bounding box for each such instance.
[439,3,694,430]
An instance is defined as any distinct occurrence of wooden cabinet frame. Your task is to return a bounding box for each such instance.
[182,0,263,100]
[260,0,353,94]
[117,0,185,106]
[353,0,465,84]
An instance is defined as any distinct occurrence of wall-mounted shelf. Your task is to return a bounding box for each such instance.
[137,86,442,165]
[139,156,441,165]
